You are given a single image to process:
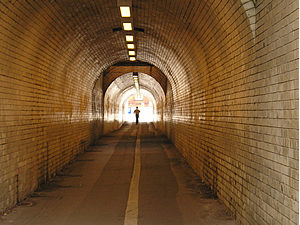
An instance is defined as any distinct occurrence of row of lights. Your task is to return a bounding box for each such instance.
[119,3,136,61]
[118,1,140,98]
[133,72,140,97]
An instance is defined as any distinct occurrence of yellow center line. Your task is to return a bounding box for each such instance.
[124,124,141,225]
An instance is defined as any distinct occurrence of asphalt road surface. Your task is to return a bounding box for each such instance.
[0,123,236,225]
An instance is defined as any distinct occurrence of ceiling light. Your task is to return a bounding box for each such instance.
[123,22,132,31]
[129,50,135,56]
[126,35,134,42]
[127,43,135,49]
[120,6,131,17]
[129,57,136,61]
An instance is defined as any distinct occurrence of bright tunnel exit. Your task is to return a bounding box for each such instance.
[103,71,165,133]
[125,95,154,122]
[119,88,158,124]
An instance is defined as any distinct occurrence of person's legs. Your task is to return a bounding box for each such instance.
[136,115,139,124]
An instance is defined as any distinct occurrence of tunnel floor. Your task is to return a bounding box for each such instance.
[0,123,236,225]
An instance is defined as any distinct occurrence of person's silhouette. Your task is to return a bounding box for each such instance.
[134,107,140,124]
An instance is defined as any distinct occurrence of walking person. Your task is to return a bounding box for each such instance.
[134,107,140,124]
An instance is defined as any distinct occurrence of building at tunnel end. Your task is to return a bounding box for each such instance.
[0,0,298,225]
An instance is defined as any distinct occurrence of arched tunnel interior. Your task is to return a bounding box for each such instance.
[0,0,298,224]
[102,62,167,133]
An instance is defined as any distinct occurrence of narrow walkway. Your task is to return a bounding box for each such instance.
[0,123,235,225]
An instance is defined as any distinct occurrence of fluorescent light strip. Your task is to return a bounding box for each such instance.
[130,57,136,61]
[120,6,131,17]
[127,43,135,49]
[123,22,132,31]
[126,35,134,42]
[129,50,135,56]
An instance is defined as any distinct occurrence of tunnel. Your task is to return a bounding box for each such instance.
[0,0,298,225]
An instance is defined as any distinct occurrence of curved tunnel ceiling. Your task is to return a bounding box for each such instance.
[1,0,254,100]
[102,62,168,96]
[105,72,165,106]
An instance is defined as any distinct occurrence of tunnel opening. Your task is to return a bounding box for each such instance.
[103,69,166,134]
[123,93,156,123]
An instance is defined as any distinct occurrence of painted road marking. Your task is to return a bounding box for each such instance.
[124,125,141,225]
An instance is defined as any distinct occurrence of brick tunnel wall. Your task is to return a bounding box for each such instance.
[0,1,298,224]
[0,2,104,211]
[164,81,174,139]
[91,76,104,143]
[103,85,122,134]
[154,97,165,133]
[163,1,298,225]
